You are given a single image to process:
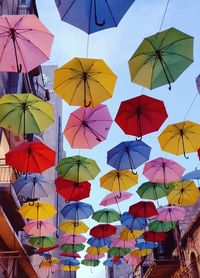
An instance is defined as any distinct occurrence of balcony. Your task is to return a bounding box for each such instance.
[174,255,200,278]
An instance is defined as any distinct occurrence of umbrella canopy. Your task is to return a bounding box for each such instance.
[103,258,122,267]
[55,177,91,202]
[86,246,108,255]
[35,245,59,254]
[123,254,141,266]
[0,93,54,135]
[144,231,167,242]
[0,14,54,73]
[23,220,56,236]
[158,121,200,159]
[28,236,57,248]
[84,254,105,260]
[87,237,111,247]
[55,0,135,34]
[167,180,200,206]
[115,95,168,139]
[61,265,80,271]
[39,257,60,267]
[107,140,151,171]
[6,141,56,173]
[61,243,85,253]
[108,247,130,257]
[128,27,193,90]
[92,209,120,223]
[56,155,100,182]
[135,241,158,249]
[59,234,87,245]
[14,174,53,199]
[143,157,185,186]
[181,168,200,183]
[64,104,113,149]
[149,220,176,232]
[156,206,186,222]
[60,221,89,234]
[81,260,100,267]
[100,191,132,206]
[40,264,59,273]
[61,202,94,222]
[90,224,117,238]
[54,57,117,107]
[121,212,147,230]
[129,201,158,218]
[60,258,80,266]
[131,248,153,257]
[120,228,144,241]
[111,238,135,249]
[196,74,200,94]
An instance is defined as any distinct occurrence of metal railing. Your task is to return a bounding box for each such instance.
[175,255,200,278]
[0,158,20,184]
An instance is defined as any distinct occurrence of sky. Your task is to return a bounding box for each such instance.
[36,0,200,277]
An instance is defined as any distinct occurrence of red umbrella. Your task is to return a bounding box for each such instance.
[198,148,200,160]
[35,245,59,254]
[55,177,91,202]
[60,253,81,258]
[144,231,167,242]
[90,224,117,238]
[129,201,158,218]
[5,141,56,173]
[115,95,168,139]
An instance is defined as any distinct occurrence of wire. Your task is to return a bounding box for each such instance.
[183,92,199,121]
[159,0,170,32]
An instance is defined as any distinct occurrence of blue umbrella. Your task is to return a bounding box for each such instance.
[120,212,147,230]
[181,168,200,187]
[135,240,158,249]
[54,0,135,34]
[87,237,111,247]
[60,258,80,266]
[61,202,94,223]
[103,258,122,267]
[107,140,151,171]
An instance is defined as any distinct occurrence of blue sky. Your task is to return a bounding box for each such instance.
[36,0,200,277]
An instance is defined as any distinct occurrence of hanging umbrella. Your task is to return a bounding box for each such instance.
[100,191,132,206]
[158,121,200,159]
[54,57,117,107]
[107,140,151,171]
[64,104,113,149]
[56,155,100,182]
[90,224,117,238]
[149,220,176,232]
[60,253,81,258]
[92,209,120,223]
[55,177,91,202]
[28,236,57,248]
[6,141,56,173]
[23,220,56,236]
[115,95,168,139]
[0,14,54,73]
[130,248,153,257]
[40,264,59,274]
[167,180,200,206]
[35,245,59,254]
[84,254,105,260]
[196,74,200,94]
[86,246,108,255]
[108,247,131,257]
[156,206,186,222]
[59,234,87,245]
[103,258,122,267]
[87,237,111,247]
[55,0,135,34]
[61,265,80,271]
[181,168,200,188]
[129,201,158,218]
[135,241,158,249]
[39,257,60,266]
[120,228,144,241]
[144,231,167,242]
[143,157,185,187]
[60,221,89,234]
[14,174,53,200]
[0,93,54,136]
[81,260,100,267]
[111,238,135,249]
[129,27,193,90]
[123,254,141,266]
[60,258,80,266]
[61,243,85,253]
[121,212,147,230]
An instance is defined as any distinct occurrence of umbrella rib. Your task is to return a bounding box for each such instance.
[161,36,193,52]
[69,78,84,105]
[104,0,118,26]
[0,33,12,64]
[25,108,43,133]
[163,51,193,62]
[60,0,76,21]
[27,104,54,121]
[86,79,94,107]
[54,75,82,91]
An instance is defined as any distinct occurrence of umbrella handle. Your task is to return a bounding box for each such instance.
[94,0,105,26]
[84,100,91,107]
[136,136,142,141]
[17,63,22,73]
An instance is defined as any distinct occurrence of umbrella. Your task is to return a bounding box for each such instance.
[167,180,200,206]
[61,265,80,271]
[107,140,151,171]
[39,257,60,266]
[120,228,144,241]
[23,220,56,236]
[0,93,54,136]
[54,57,117,107]
[60,221,89,234]
[121,212,147,230]
[123,254,141,266]
[56,155,100,182]
[28,236,57,248]
[84,254,105,260]
[135,241,158,249]
[90,224,117,238]
[196,74,200,94]
[103,258,122,267]
[129,27,193,90]
[35,245,59,254]
[81,260,100,267]
[14,174,53,200]
[60,253,81,258]
[40,264,59,273]
[86,246,108,255]
[142,157,185,187]
[55,0,135,34]
[0,14,54,73]
[60,202,94,223]
[64,104,113,149]
[181,168,200,188]
[156,206,186,222]
[92,209,120,223]
[59,234,87,245]
[60,258,80,266]
[129,201,158,218]
[144,231,167,242]
[61,243,85,253]
[87,237,111,247]
[111,238,135,249]
[115,95,168,139]
[6,141,56,173]
[108,247,130,257]
[55,177,91,202]
[149,220,176,232]
[130,248,153,257]
[158,121,200,159]
[100,191,132,206]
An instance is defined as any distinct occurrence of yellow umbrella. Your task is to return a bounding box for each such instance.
[120,228,144,241]
[130,248,153,257]
[39,257,60,267]
[60,265,80,271]
[167,180,200,206]
[54,57,117,108]
[158,121,200,158]
[86,246,108,255]
[60,221,89,234]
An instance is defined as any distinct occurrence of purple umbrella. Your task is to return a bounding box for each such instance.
[196,74,200,94]
[111,238,135,249]
[155,206,186,222]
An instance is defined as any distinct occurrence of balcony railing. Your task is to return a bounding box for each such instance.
[0,158,20,184]
[174,255,200,278]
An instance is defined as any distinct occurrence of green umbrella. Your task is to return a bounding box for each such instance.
[56,155,100,182]
[61,243,85,253]
[149,220,176,232]
[81,260,100,267]
[129,27,193,90]
[108,247,131,257]
[0,93,54,135]
[28,236,57,248]
[92,209,120,223]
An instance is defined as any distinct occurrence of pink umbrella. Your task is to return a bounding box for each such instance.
[143,157,185,187]
[59,234,87,244]
[196,74,200,94]
[0,15,54,73]
[111,238,135,249]
[84,254,105,260]
[156,206,186,222]
[23,220,56,236]
[64,104,113,149]
[40,264,59,273]
[123,254,141,266]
